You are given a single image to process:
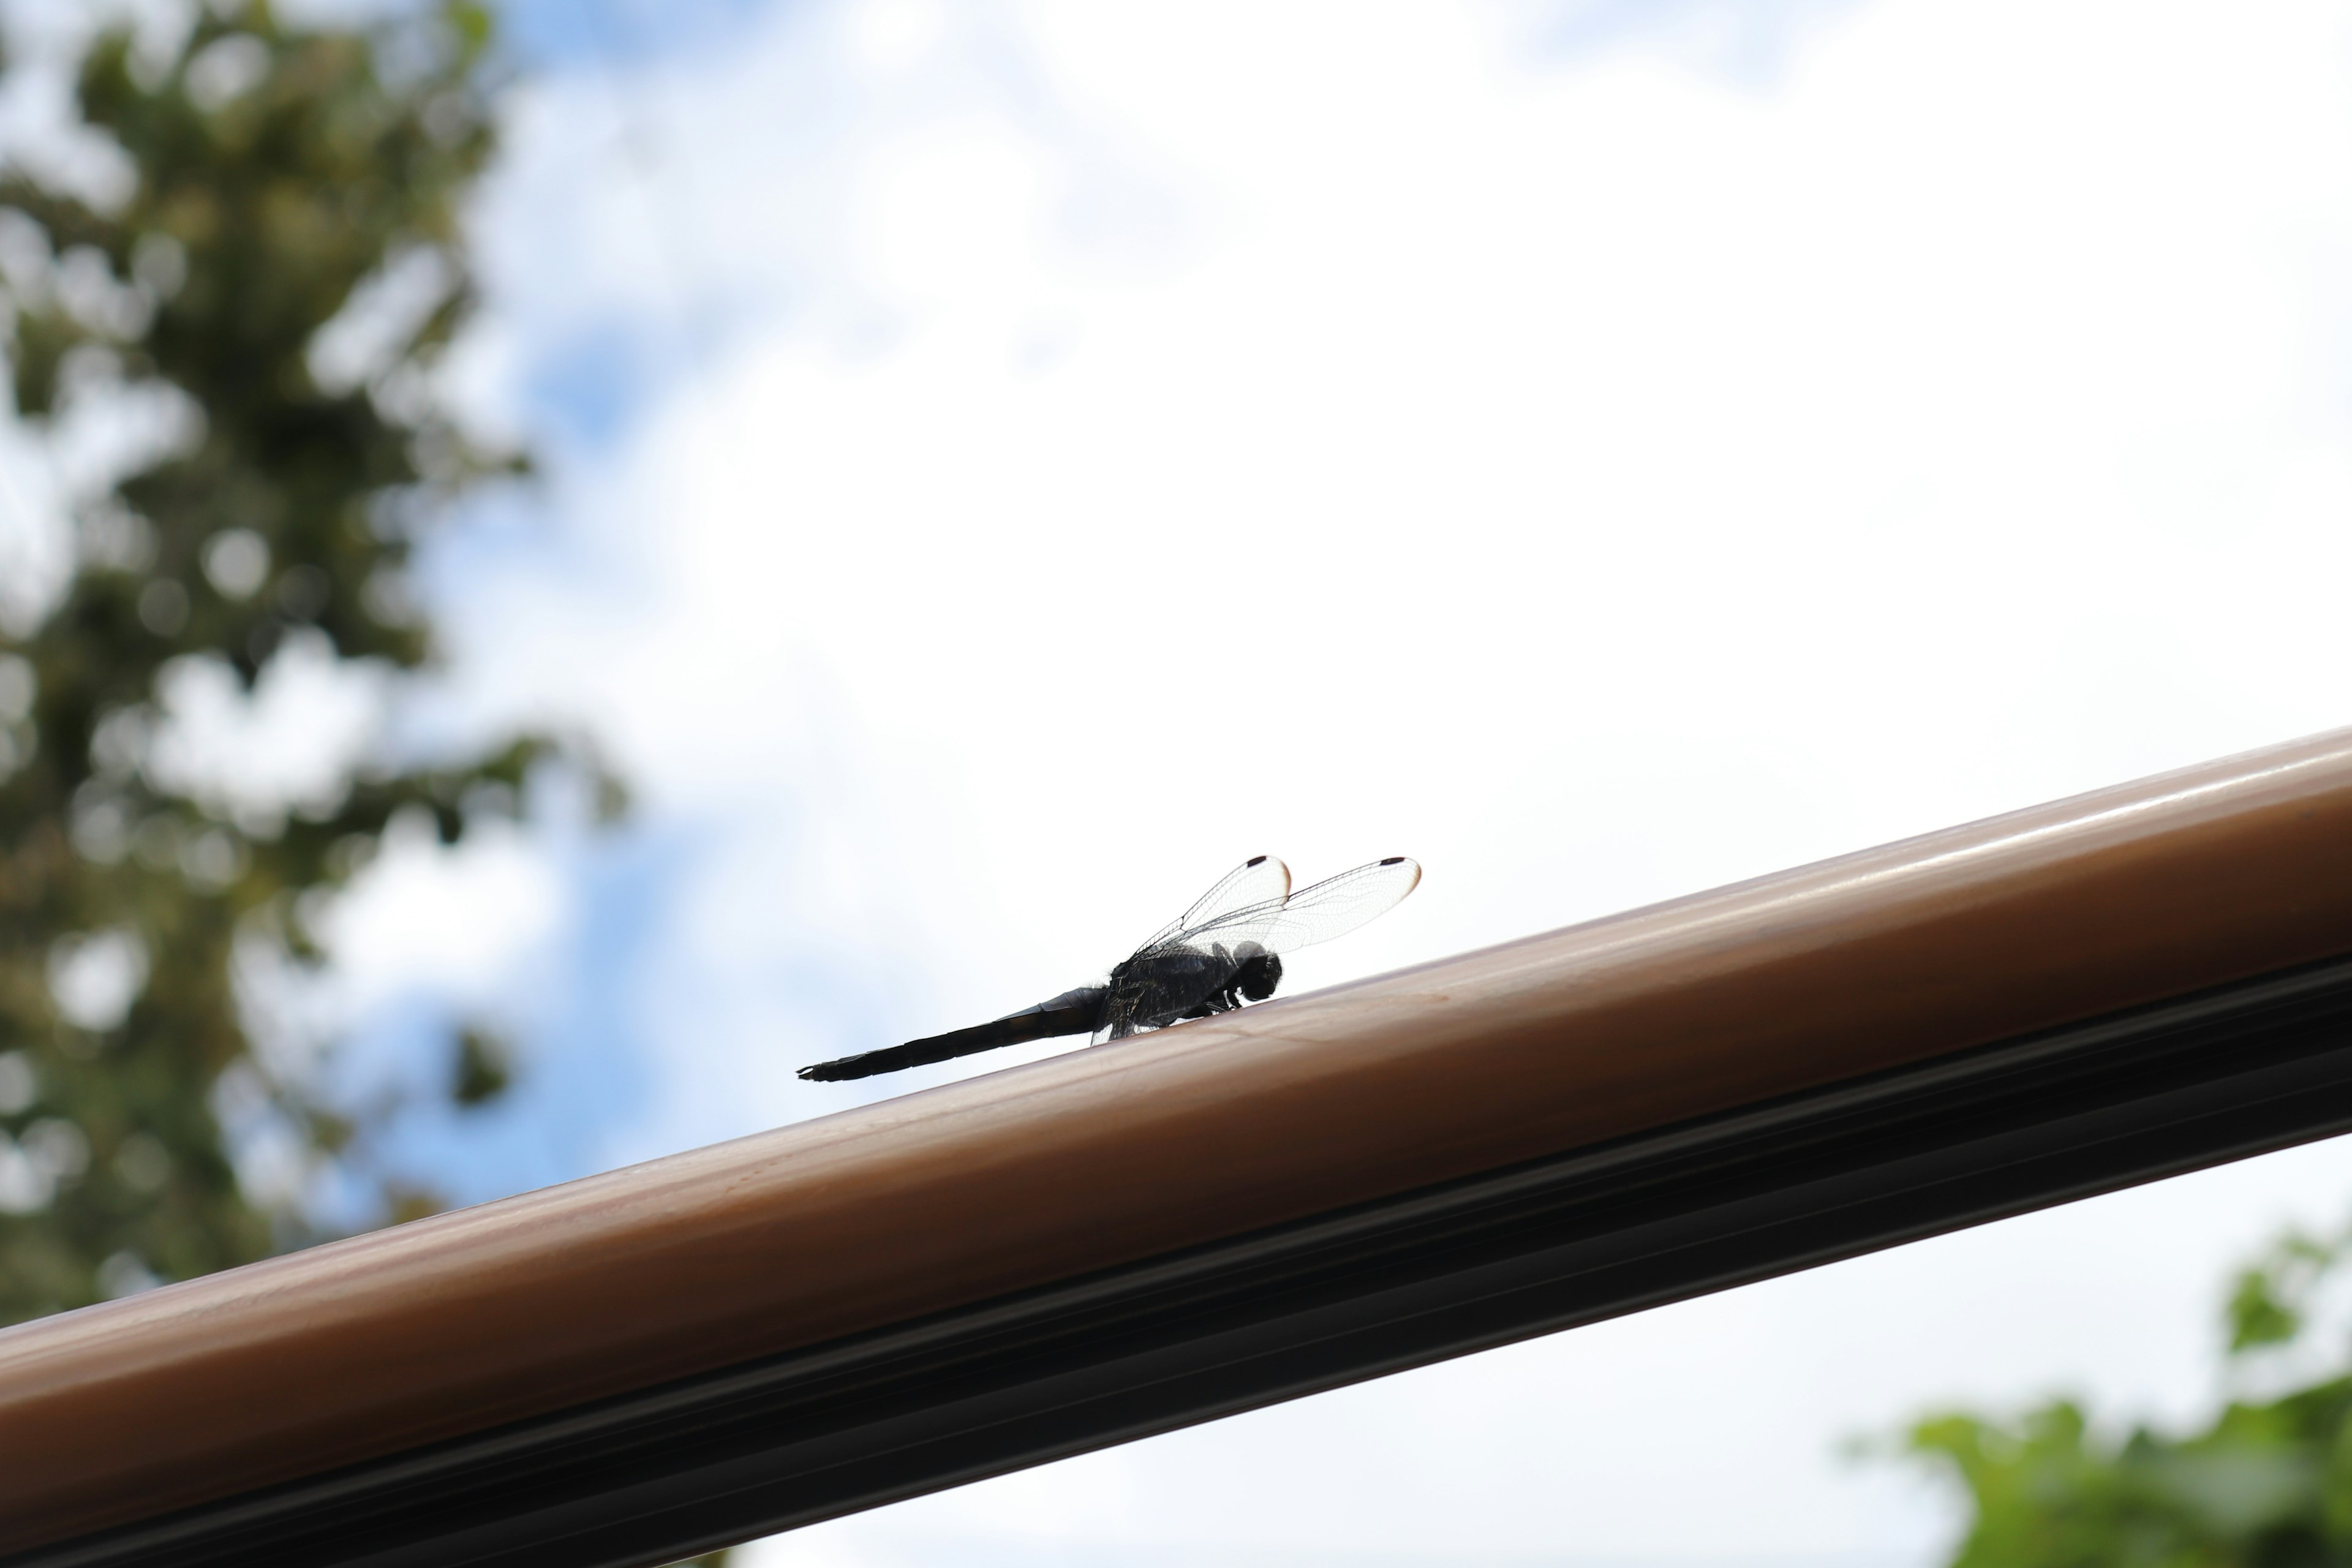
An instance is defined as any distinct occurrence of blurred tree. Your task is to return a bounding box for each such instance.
[0,4,714,1557]
[0,0,612,1307]
[0,6,722,1558]
[1894,1222,2352,1567]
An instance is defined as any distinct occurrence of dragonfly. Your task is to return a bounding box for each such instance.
[797,854,1422,1082]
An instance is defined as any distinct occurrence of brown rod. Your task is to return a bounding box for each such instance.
[9,728,2352,1552]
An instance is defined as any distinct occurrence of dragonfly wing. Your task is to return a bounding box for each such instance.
[1183,856,1422,957]
[1137,855,1291,954]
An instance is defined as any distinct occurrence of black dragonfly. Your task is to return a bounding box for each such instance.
[797,855,1422,1082]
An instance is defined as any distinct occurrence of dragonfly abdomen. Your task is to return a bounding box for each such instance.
[797,986,1109,1082]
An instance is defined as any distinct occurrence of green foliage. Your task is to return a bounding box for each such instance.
[450,1024,512,1107]
[2228,1232,2339,1355]
[0,0,608,1324]
[1894,1221,2352,1567]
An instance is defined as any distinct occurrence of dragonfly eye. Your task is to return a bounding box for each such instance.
[1236,951,1282,1003]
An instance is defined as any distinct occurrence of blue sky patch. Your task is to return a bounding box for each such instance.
[494,0,779,69]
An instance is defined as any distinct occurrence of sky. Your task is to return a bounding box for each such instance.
[24,0,2352,1562]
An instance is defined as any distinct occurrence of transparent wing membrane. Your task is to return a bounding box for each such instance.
[1160,856,1422,960]
[1140,855,1291,953]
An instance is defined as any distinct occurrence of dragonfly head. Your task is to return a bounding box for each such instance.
[1233,946,1283,1003]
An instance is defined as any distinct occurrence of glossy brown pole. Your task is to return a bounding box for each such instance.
[9,728,2352,1552]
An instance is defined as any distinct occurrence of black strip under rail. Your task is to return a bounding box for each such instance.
[27,956,2352,1568]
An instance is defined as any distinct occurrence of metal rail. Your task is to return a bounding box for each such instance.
[11,728,2352,1566]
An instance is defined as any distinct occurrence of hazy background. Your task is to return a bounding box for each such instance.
[67,0,2352,1562]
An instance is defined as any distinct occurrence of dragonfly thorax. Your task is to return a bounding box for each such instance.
[1104,941,1280,1038]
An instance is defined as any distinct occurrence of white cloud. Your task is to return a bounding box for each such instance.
[434,0,2352,1560]
[314,811,564,1015]
[146,631,390,827]
[306,244,456,396]
[46,927,146,1031]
